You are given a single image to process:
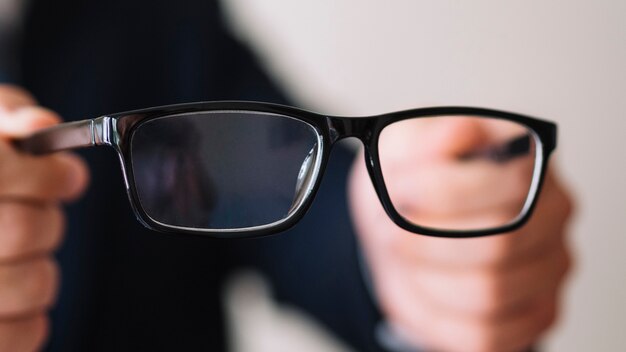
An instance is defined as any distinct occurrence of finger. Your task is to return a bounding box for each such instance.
[0,85,60,138]
[389,157,534,219]
[352,147,571,268]
[0,258,59,319]
[410,240,570,319]
[0,143,89,202]
[437,291,559,352]
[380,168,572,269]
[387,282,560,352]
[426,116,490,158]
[504,169,575,258]
[485,290,560,352]
[380,116,539,231]
[385,217,566,273]
[0,203,64,263]
[0,85,37,113]
[379,116,489,164]
[0,315,49,352]
[0,106,61,138]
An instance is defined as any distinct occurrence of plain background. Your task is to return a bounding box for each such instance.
[222,1,626,351]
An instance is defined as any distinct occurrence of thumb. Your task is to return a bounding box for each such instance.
[0,106,62,138]
[0,85,61,138]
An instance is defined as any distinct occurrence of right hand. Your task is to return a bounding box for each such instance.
[349,117,574,352]
[0,85,89,351]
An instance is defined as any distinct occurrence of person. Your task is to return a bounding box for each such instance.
[0,1,574,351]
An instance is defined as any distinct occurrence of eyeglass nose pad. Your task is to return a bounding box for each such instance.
[289,143,319,214]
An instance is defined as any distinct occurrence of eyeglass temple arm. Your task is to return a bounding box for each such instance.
[13,116,112,155]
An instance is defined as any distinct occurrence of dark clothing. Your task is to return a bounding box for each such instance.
[8,0,384,350]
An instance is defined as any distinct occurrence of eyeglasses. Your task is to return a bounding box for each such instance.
[15,101,556,239]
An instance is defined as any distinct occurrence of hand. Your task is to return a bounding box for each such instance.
[0,85,88,351]
[349,117,574,352]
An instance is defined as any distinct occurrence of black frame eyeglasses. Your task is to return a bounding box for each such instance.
[15,101,556,239]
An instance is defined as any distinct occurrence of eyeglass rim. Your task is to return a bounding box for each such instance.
[121,110,328,238]
[16,101,557,239]
[112,101,556,239]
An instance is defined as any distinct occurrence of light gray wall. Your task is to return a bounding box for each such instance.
[224,1,626,351]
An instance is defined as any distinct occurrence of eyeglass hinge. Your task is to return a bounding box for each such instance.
[92,116,115,146]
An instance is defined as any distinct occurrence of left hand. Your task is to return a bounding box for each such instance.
[0,85,89,352]
[348,118,574,352]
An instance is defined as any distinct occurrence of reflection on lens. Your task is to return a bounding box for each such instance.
[130,112,320,230]
[378,116,538,232]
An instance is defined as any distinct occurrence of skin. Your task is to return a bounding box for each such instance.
[349,116,574,352]
[0,85,88,352]
[0,84,574,351]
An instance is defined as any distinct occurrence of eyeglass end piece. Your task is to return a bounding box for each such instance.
[13,118,109,155]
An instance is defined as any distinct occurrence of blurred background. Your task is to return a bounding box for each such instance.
[220,0,626,351]
[2,0,623,351]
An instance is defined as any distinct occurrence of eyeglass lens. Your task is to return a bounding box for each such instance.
[130,111,539,234]
[130,112,320,230]
[378,116,538,232]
